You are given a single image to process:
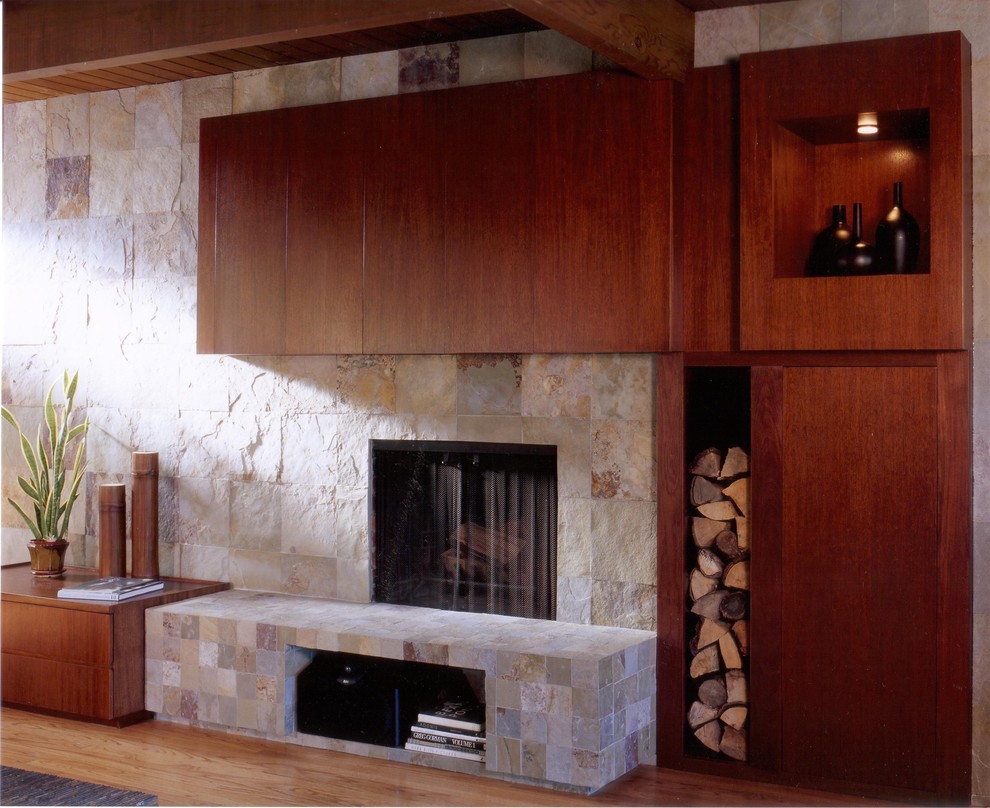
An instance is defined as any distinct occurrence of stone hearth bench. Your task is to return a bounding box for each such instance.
[144,590,656,792]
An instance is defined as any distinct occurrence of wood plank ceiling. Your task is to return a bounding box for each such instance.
[2,0,785,104]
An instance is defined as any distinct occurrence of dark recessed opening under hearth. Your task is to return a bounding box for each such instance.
[370,439,557,620]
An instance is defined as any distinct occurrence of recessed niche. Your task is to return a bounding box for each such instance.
[771,114,931,279]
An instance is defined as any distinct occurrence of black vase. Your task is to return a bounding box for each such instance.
[834,203,877,276]
[806,204,853,276]
[875,181,920,274]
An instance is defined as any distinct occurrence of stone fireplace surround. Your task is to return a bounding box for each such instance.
[145,589,656,792]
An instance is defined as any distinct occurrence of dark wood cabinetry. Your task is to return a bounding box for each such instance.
[198,72,674,356]
[533,74,672,353]
[1,565,227,725]
[738,32,971,352]
[666,31,972,806]
[658,353,972,803]
[199,109,287,355]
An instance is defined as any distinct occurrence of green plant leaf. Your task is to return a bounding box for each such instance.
[19,431,40,484]
[2,405,21,431]
[17,475,39,501]
[7,498,43,541]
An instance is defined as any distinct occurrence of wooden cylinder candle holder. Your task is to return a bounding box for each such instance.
[131,451,159,579]
[98,483,127,578]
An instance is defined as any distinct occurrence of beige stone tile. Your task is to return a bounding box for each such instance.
[457,355,522,416]
[279,483,334,557]
[557,495,592,578]
[973,56,990,157]
[230,480,282,552]
[46,94,89,158]
[930,0,990,60]
[523,416,591,499]
[132,145,181,214]
[340,51,399,101]
[589,500,657,586]
[335,557,371,602]
[592,355,654,422]
[3,100,45,164]
[591,418,655,501]
[136,83,181,149]
[90,89,135,153]
[177,542,230,582]
[840,0,928,41]
[281,553,337,597]
[973,613,990,803]
[974,243,990,341]
[694,6,760,67]
[523,30,593,78]
[590,580,656,631]
[456,414,523,443]
[522,355,592,419]
[181,73,232,144]
[759,0,842,51]
[460,33,526,86]
[179,142,199,217]
[395,355,456,415]
[228,548,282,590]
[89,149,134,216]
[176,476,230,547]
[233,66,286,113]
[3,160,46,223]
[337,354,396,414]
[283,59,341,108]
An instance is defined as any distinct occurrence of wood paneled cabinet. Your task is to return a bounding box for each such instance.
[658,353,972,804]
[1,565,227,725]
[738,32,972,352]
[198,72,674,356]
[665,31,973,806]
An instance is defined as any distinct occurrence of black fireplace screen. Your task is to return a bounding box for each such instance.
[371,440,557,620]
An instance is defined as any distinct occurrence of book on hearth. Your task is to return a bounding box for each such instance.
[415,700,485,732]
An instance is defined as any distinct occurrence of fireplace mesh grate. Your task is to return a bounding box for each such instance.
[371,440,557,620]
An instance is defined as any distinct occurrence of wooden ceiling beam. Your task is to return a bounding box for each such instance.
[2,0,511,81]
[506,0,694,81]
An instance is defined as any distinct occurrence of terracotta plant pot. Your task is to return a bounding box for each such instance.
[27,539,69,577]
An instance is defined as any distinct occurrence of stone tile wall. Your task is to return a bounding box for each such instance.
[1,32,657,631]
[2,1,987,799]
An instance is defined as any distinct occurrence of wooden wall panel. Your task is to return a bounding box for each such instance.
[533,73,672,353]
[363,93,446,354]
[443,81,537,353]
[779,365,939,793]
[285,103,365,355]
[211,111,287,354]
[676,65,739,353]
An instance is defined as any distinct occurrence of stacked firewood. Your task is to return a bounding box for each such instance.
[686,446,750,761]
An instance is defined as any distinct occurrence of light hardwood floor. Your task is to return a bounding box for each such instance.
[0,708,904,807]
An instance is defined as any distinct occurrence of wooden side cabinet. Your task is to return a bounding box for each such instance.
[1,565,227,726]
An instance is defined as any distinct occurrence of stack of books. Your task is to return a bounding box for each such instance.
[405,700,486,762]
[57,576,164,601]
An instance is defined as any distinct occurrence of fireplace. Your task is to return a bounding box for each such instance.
[370,440,557,620]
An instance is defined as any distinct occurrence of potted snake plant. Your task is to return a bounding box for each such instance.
[2,370,89,576]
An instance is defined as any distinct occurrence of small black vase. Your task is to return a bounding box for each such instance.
[875,181,920,274]
[806,204,853,276]
[834,203,877,276]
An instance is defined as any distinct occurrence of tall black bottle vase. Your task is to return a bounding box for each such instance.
[834,202,877,276]
[875,181,921,274]
[806,204,852,277]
